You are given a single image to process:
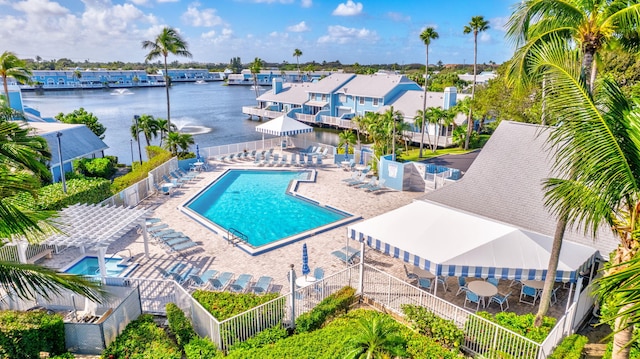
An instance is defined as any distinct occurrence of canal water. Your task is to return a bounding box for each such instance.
[22,83,339,164]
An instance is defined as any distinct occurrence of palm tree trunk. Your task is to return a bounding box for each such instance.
[419,46,429,158]
[535,216,566,326]
[582,50,596,93]
[464,33,478,150]
[2,76,10,108]
[164,56,171,133]
[612,304,633,359]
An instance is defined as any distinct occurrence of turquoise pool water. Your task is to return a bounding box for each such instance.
[64,256,132,277]
[186,170,349,247]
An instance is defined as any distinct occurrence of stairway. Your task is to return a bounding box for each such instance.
[583,343,607,359]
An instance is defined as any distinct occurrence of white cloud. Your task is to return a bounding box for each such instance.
[12,0,69,16]
[181,3,223,27]
[157,0,179,3]
[129,0,149,5]
[332,0,362,16]
[480,32,491,42]
[317,25,377,44]
[287,21,309,32]
[387,12,409,22]
[489,16,508,32]
[301,0,312,7]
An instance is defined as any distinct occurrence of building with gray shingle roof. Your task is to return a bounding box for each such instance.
[422,121,618,257]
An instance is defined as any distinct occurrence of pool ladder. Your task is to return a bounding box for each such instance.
[227,227,248,246]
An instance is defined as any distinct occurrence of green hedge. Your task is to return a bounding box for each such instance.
[73,157,116,179]
[0,310,65,359]
[548,334,588,359]
[192,291,279,321]
[166,303,197,349]
[475,311,556,343]
[227,324,289,352]
[295,286,356,333]
[401,304,464,350]
[9,177,112,211]
[184,337,221,358]
[111,147,173,193]
[101,314,181,359]
[224,309,465,359]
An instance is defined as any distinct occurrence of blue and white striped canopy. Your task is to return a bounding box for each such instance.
[348,201,597,283]
[255,115,313,136]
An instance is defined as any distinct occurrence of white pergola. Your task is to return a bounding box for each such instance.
[23,204,152,281]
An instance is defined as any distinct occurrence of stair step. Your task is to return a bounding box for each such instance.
[583,343,607,359]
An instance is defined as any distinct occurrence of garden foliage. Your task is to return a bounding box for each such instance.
[295,286,356,333]
[9,177,111,211]
[192,291,279,321]
[165,303,197,348]
[548,334,588,359]
[0,310,65,359]
[111,146,173,193]
[73,157,117,179]
[100,314,181,359]
[401,304,464,350]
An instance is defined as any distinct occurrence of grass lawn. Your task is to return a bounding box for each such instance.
[398,147,473,162]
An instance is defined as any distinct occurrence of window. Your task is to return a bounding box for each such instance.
[359,97,365,105]
[339,94,346,102]
[373,98,379,106]
[321,94,327,101]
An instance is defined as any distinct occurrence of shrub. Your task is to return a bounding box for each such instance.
[0,310,65,359]
[166,303,197,348]
[548,334,588,359]
[405,331,466,359]
[228,324,289,351]
[101,314,181,359]
[111,148,173,193]
[184,337,221,359]
[48,353,75,358]
[295,286,356,333]
[74,157,116,179]
[192,291,279,321]
[401,304,464,350]
[475,311,556,343]
[9,177,111,211]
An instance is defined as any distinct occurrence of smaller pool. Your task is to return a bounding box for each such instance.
[63,256,137,278]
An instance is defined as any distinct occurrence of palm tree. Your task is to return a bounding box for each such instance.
[426,107,448,153]
[506,0,640,92]
[0,51,32,108]
[164,131,194,157]
[141,27,192,134]
[293,49,303,81]
[338,130,356,160]
[527,36,639,359]
[343,316,407,359]
[250,57,263,100]
[463,16,490,150]
[130,114,159,147]
[155,117,175,147]
[418,27,439,158]
[0,119,102,302]
[413,109,431,151]
[379,107,404,160]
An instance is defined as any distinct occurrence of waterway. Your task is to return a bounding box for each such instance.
[22,83,339,165]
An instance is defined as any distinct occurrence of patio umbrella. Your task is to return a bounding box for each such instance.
[255,114,313,150]
[302,243,310,277]
[195,144,201,161]
[359,147,365,165]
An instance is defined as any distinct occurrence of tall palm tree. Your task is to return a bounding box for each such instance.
[250,57,263,100]
[418,27,439,158]
[379,107,404,160]
[141,27,192,135]
[155,117,175,147]
[343,316,407,359]
[528,36,639,359]
[130,114,159,147]
[506,0,640,92]
[293,48,303,81]
[0,51,32,108]
[463,16,490,150]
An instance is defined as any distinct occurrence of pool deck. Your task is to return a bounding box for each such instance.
[40,153,571,318]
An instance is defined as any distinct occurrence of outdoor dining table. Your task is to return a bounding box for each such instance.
[467,280,498,306]
[192,161,204,171]
[521,280,545,290]
[295,276,316,287]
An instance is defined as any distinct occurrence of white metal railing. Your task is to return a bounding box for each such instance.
[219,295,287,349]
[296,113,317,123]
[200,138,296,160]
[25,244,55,263]
[0,245,18,262]
[241,107,283,119]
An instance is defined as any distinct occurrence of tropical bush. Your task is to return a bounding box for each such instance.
[184,337,221,359]
[548,334,588,359]
[73,157,116,179]
[101,314,181,359]
[227,324,289,352]
[111,146,173,193]
[192,291,279,321]
[9,177,111,211]
[475,311,556,343]
[48,353,75,359]
[224,309,465,359]
[0,310,65,359]
[166,303,197,348]
[401,304,464,350]
[295,286,356,333]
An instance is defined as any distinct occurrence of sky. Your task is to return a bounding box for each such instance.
[1,0,520,66]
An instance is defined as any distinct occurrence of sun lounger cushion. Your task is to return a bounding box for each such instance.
[229,274,253,293]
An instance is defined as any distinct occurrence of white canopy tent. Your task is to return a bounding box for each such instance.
[33,204,152,282]
[255,114,313,149]
[348,201,598,284]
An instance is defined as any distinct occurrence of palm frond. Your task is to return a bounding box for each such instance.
[0,261,105,303]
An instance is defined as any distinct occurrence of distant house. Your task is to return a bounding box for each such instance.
[458,71,497,85]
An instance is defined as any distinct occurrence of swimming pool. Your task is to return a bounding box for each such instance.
[182,169,356,254]
[63,256,137,277]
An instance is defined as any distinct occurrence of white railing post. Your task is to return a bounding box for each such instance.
[358,241,365,295]
[16,241,28,264]
[289,264,296,328]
